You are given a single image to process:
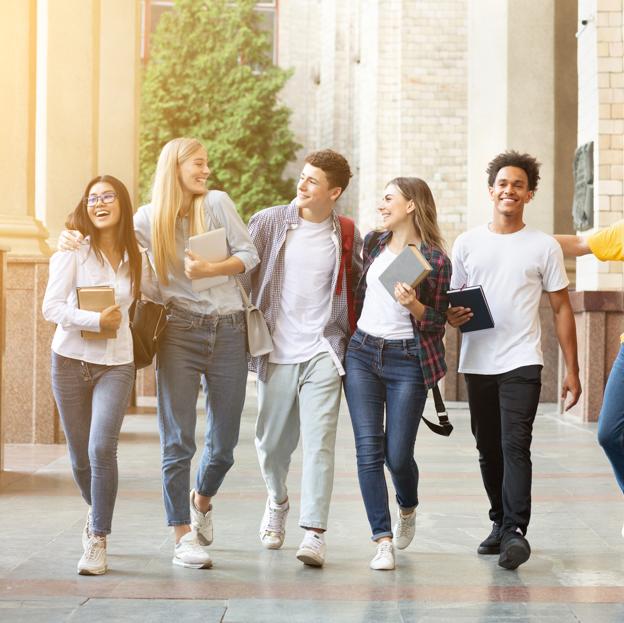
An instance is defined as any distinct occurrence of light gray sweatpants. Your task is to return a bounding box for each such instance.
[255,352,342,530]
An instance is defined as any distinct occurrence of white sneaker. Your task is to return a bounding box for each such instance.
[259,498,289,549]
[296,530,326,567]
[393,507,416,550]
[77,535,107,575]
[172,531,212,569]
[189,489,213,545]
[621,520,624,539]
[370,540,395,570]
[82,507,92,550]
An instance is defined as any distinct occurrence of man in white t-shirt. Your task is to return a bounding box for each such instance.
[448,151,581,570]
[241,150,363,567]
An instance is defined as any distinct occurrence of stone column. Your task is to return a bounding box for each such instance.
[0,245,9,470]
[0,0,49,255]
[562,0,624,422]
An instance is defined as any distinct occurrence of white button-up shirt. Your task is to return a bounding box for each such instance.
[43,241,159,366]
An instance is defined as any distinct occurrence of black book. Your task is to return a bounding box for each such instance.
[447,285,494,333]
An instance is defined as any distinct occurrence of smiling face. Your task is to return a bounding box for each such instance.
[178,146,211,196]
[377,184,414,230]
[488,166,534,219]
[296,163,342,212]
[86,181,121,231]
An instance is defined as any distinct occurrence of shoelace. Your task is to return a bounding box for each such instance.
[375,541,393,558]
[84,537,105,561]
[396,513,414,537]
[265,506,286,534]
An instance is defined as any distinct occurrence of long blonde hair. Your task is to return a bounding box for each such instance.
[150,137,207,284]
[389,177,446,251]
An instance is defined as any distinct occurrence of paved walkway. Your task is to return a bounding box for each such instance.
[1,379,623,622]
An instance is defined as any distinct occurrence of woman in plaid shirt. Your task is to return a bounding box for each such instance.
[343,177,451,571]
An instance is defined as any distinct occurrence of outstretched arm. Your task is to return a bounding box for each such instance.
[553,234,591,258]
[548,288,581,411]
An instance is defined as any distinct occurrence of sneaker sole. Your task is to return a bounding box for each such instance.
[77,566,107,575]
[498,544,530,570]
[196,533,213,546]
[260,539,284,550]
[477,544,501,555]
[172,557,212,569]
[370,563,395,571]
[296,550,324,567]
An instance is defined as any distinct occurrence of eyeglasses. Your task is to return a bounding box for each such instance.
[86,192,117,206]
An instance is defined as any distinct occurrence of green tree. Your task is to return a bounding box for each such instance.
[140,0,299,220]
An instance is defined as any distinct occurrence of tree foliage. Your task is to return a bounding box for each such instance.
[140,0,299,220]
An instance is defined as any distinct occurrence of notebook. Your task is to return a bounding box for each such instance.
[76,286,117,339]
[188,228,229,291]
[446,285,495,333]
[379,244,432,300]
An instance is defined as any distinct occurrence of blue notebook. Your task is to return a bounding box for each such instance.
[447,285,495,333]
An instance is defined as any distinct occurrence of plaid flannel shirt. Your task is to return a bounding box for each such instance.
[240,200,363,382]
[354,230,452,389]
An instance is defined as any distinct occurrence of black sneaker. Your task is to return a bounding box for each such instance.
[477,523,502,555]
[498,529,531,570]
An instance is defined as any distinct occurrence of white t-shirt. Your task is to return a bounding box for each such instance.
[358,248,414,339]
[269,217,336,364]
[450,224,569,374]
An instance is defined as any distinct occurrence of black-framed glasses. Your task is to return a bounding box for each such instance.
[86,192,117,207]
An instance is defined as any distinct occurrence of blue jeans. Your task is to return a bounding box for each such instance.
[598,344,624,494]
[156,304,248,526]
[343,328,428,540]
[51,352,135,535]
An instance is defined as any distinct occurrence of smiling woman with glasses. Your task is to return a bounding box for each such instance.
[42,175,160,576]
[86,191,118,206]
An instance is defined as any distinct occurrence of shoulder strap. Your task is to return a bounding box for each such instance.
[336,216,356,333]
[421,385,453,436]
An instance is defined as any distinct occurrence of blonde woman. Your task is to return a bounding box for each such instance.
[60,138,259,569]
[344,177,451,570]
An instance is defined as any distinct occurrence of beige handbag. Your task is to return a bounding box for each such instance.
[236,281,273,357]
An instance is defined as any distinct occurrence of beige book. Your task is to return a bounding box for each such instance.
[76,286,117,340]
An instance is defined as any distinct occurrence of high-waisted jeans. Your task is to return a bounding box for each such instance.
[598,344,624,494]
[156,304,247,526]
[51,352,135,535]
[344,328,428,541]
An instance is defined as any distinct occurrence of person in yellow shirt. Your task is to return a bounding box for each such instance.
[555,222,624,537]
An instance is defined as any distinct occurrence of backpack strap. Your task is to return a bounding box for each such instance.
[336,215,356,333]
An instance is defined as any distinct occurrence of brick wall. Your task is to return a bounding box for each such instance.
[576,0,624,291]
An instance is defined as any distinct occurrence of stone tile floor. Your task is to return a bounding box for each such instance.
[1,379,623,622]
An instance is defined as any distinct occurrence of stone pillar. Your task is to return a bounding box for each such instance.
[0,245,9,470]
[562,0,624,422]
[0,0,49,255]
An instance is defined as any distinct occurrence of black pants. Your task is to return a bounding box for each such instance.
[464,365,542,535]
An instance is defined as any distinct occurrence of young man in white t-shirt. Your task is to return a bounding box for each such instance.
[448,151,581,570]
[242,150,363,567]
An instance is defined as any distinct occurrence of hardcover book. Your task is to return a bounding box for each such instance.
[76,286,117,339]
[447,285,495,333]
[379,244,432,300]
[188,228,229,291]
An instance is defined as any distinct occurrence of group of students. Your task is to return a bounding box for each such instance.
[42,138,624,577]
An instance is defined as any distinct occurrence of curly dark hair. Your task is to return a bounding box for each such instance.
[486,151,541,192]
[304,149,352,196]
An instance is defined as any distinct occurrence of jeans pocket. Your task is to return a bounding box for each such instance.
[166,313,194,331]
[403,345,421,362]
[348,334,366,352]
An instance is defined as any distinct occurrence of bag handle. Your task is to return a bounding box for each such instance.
[421,384,453,436]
